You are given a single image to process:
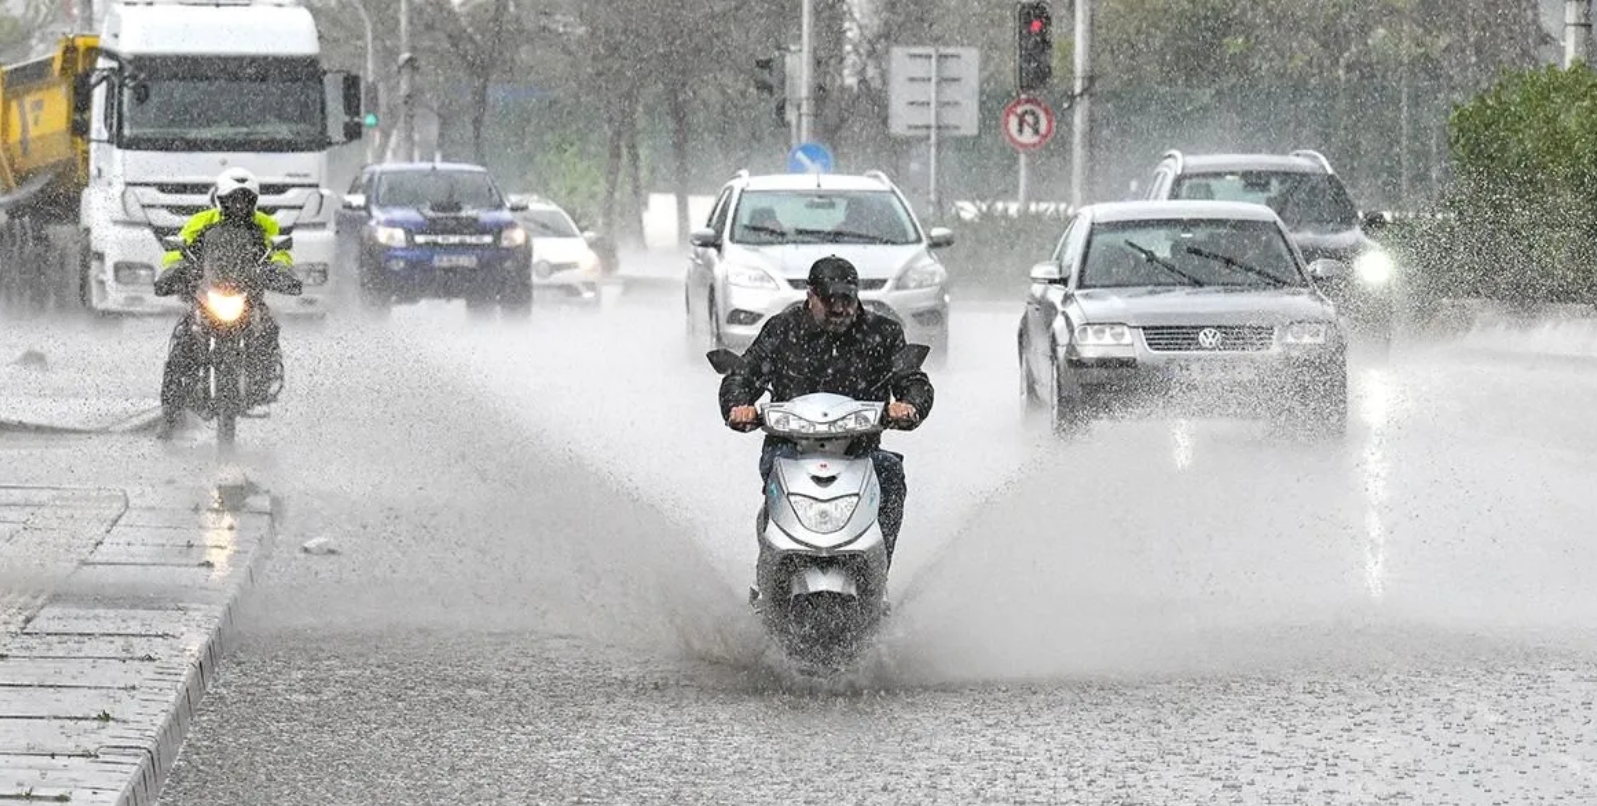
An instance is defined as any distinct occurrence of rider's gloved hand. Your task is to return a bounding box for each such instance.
[727,405,760,431]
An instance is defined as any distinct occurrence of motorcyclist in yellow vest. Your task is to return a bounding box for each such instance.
[153,167,301,438]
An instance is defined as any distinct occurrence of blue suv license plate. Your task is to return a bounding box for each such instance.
[433,254,478,268]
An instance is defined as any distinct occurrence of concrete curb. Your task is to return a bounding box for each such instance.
[0,482,277,805]
[0,406,164,437]
[113,487,273,806]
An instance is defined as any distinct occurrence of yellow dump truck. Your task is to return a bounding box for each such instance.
[0,35,99,309]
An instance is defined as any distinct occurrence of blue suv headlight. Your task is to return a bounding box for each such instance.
[370,225,407,247]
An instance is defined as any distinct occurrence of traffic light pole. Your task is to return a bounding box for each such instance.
[1071,0,1092,209]
[799,0,815,144]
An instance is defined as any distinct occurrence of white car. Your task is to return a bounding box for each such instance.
[685,170,954,360]
[509,196,602,303]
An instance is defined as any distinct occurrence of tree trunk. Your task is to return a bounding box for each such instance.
[626,110,645,248]
[667,84,691,248]
[470,75,489,165]
[598,85,637,274]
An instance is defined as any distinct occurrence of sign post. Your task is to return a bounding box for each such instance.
[1003,96,1056,208]
[889,46,979,219]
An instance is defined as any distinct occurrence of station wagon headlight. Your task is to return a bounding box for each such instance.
[727,265,779,289]
[1074,323,1134,346]
[370,225,407,247]
[1284,322,1330,344]
[789,494,860,534]
[897,260,947,290]
[1354,250,1393,285]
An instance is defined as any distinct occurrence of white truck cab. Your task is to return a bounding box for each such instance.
[78,0,362,315]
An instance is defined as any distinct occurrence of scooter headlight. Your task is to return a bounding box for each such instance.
[789,494,860,534]
[204,290,247,323]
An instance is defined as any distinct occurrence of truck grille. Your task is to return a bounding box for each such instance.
[1142,325,1275,352]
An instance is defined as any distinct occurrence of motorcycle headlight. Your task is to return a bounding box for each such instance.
[1074,323,1134,346]
[727,264,779,289]
[204,290,247,323]
[1283,321,1329,345]
[1354,250,1394,285]
[897,260,947,290]
[500,225,528,248]
[370,225,407,248]
[789,494,860,534]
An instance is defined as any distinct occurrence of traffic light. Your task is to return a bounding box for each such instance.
[363,112,379,128]
[1017,1,1053,94]
[754,56,780,96]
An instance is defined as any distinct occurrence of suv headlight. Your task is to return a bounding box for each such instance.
[897,261,947,290]
[370,225,407,247]
[1354,250,1393,285]
[789,494,860,534]
[1074,323,1134,346]
[500,225,528,248]
[727,265,779,289]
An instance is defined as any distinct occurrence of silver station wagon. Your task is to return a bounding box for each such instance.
[1016,200,1350,437]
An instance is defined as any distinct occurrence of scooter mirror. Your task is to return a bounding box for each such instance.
[891,344,931,376]
[706,349,746,375]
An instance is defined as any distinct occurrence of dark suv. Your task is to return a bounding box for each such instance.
[335,162,533,316]
[1145,150,1394,345]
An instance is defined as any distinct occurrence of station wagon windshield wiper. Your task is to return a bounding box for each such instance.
[1123,240,1205,286]
[1183,245,1290,286]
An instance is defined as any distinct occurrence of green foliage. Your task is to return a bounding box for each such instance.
[939,211,1067,296]
[526,139,606,229]
[1434,64,1597,304]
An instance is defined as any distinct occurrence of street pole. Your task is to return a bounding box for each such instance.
[1018,151,1030,210]
[398,0,415,161]
[1565,0,1591,66]
[928,47,940,216]
[346,0,377,164]
[799,0,814,144]
[1071,0,1092,209]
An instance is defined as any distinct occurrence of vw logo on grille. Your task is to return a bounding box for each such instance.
[1197,327,1223,350]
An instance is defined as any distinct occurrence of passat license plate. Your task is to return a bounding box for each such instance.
[433,254,478,268]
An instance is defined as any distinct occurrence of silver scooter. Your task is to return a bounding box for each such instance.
[707,343,929,668]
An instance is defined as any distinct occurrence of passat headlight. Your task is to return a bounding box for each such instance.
[1354,250,1394,285]
[727,265,779,289]
[1074,323,1134,346]
[897,260,947,290]
[1284,321,1330,345]
[789,494,860,534]
[500,225,528,248]
[370,225,407,247]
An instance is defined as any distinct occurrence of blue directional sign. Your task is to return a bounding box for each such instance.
[787,142,834,174]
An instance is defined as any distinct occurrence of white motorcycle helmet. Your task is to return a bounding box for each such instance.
[212,167,260,216]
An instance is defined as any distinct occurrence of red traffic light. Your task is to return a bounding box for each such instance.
[1030,19,1045,33]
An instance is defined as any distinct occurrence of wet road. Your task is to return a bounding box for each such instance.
[7,291,1596,804]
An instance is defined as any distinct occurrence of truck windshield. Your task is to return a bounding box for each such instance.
[374,171,502,210]
[116,56,326,152]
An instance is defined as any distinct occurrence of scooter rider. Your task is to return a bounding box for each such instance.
[153,167,300,438]
[719,256,935,571]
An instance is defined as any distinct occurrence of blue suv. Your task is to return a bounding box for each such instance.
[336,162,533,316]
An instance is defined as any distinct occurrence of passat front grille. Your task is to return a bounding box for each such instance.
[1141,325,1275,352]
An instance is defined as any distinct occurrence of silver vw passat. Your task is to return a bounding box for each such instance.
[1017,200,1349,437]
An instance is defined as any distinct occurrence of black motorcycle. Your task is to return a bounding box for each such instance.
[154,226,301,447]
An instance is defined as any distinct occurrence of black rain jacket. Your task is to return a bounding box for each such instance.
[718,306,935,453]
